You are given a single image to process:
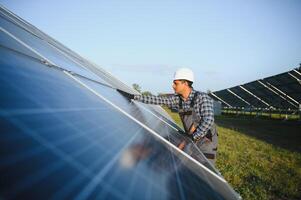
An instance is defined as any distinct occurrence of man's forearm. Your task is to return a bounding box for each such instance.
[134,95,175,107]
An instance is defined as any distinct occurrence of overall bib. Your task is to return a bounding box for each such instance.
[179,92,218,165]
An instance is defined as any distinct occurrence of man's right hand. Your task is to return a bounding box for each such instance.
[117,89,135,100]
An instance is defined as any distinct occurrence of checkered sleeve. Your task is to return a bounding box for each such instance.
[192,93,214,140]
[134,94,178,108]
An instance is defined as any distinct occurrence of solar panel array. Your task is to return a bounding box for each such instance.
[0,5,240,200]
[209,67,301,110]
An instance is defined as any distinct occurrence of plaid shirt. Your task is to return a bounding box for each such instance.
[134,89,214,141]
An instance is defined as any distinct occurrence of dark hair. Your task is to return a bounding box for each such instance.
[180,80,193,88]
[187,81,193,88]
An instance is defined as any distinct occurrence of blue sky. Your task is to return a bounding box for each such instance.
[1,0,300,94]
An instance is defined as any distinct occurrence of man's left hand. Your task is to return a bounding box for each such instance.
[117,89,135,100]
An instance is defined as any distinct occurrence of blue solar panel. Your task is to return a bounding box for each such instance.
[73,76,219,171]
[263,73,301,104]
[0,13,109,85]
[0,46,231,199]
[0,29,41,60]
[212,68,301,110]
[213,90,247,108]
[0,5,240,199]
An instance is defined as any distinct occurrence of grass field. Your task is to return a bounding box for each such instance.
[163,107,301,200]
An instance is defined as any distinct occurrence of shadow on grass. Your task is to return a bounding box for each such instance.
[215,115,301,153]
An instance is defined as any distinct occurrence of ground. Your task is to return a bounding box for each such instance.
[163,107,301,200]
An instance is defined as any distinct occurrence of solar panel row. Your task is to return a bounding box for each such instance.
[210,67,301,110]
[0,5,240,200]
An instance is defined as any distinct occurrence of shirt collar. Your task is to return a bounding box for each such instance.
[188,89,196,100]
[180,89,195,101]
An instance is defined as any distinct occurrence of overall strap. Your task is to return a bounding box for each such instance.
[190,91,200,107]
[178,91,199,115]
[178,95,183,109]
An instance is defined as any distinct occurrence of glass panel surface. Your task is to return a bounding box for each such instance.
[76,77,219,173]
[0,47,239,199]
[0,29,41,59]
[0,14,108,85]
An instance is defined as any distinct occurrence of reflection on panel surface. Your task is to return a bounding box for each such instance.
[0,28,41,60]
[0,5,240,199]
[0,12,109,85]
[75,76,218,172]
[0,47,240,199]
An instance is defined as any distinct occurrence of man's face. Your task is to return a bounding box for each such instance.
[172,80,186,94]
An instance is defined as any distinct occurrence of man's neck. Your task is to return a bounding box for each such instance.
[181,88,192,100]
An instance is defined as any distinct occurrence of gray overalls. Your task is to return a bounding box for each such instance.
[178,92,218,165]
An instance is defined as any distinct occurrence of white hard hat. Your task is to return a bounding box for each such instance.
[173,68,194,82]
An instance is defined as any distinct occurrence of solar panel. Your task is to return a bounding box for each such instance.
[213,89,248,108]
[231,86,268,108]
[243,81,295,109]
[71,75,220,172]
[211,68,301,110]
[0,5,240,200]
[263,72,301,105]
[0,28,41,60]
[0,12,109,85]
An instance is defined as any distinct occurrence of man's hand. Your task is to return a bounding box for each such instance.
[177,140,186,150]
[201,136,211,144]
[189,125,211,144]
[117,89,135,100]
[193,135,211,144]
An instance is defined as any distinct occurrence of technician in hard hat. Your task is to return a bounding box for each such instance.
[117,68,218,165]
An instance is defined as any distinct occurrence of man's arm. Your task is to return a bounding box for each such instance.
[192,93,215,141]
[134,94,178,108]
[116,89,178,108]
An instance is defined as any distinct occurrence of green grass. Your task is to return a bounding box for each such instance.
[163,106,301,200]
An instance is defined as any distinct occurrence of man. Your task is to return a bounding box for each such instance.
[117,68,218,165]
